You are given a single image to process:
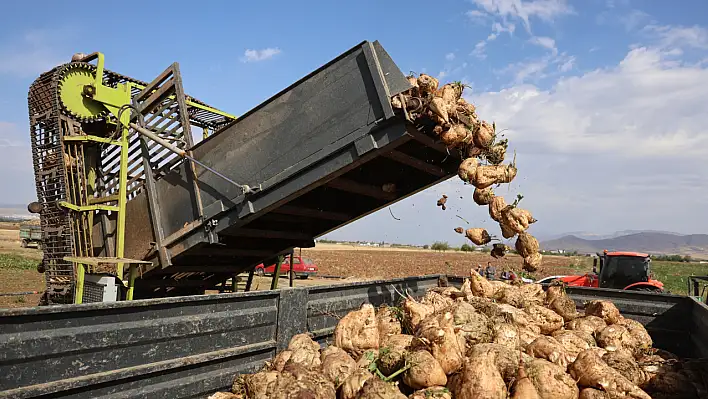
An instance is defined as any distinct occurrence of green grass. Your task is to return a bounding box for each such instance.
[651,261,707,295]
[0,253,37,271]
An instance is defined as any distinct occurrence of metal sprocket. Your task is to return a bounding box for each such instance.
[56,63,108,122]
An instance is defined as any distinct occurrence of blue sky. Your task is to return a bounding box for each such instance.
[1,0,707,246]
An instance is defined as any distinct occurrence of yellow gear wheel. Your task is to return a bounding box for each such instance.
[57,63,107,122]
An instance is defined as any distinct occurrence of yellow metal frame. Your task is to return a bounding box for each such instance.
[68,53,236,303]
[63,135,122,146]
[131,83,237,121]
[59,201,119,212]
[67,52,134,304]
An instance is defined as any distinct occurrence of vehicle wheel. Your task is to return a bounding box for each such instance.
[255,268,265,277]
[21,240,27,248]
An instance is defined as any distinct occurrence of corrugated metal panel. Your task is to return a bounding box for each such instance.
[0,292,279,398]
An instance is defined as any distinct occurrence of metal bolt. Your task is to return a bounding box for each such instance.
[82,85,96,98]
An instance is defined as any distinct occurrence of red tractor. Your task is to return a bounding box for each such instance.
[545,250,664,292]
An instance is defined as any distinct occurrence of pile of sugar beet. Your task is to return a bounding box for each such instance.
[394,74,542,272]
[209,275,707,399]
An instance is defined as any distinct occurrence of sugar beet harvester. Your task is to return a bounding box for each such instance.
[27,41,461,305]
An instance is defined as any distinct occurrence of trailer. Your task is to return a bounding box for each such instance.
[18,224,42,249]
[0,276,706,398]
[27,40,461,304]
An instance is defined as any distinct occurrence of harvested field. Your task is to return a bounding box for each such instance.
[0,254,43,309]
[0,224,700,309]
[301,246,582,280]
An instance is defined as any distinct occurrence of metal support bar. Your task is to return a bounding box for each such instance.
[405,125,453,155]
[326,177,396,200]
[270,256,283,290]
[129,122,257,195]
[63,135,123,146]
[127,264,138,300]
[87,195,120,205]
[223,228,310,240]
[132,83,238,121]
[383,150,447,177]
[231,274,237,292]
[245,268,255,292]
[137,116,170,267]
[59,201,119,212]
[289,251,294,288]
[74,263,85,304]
[273,205,352,221]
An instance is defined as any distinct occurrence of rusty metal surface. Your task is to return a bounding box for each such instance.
[119,41,467,292]
[27,65,76,304]
[32,40,462,294]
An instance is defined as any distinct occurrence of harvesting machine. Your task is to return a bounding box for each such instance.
[549,250,665,292]
[26,41,462,305]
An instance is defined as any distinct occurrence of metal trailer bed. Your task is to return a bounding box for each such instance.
[1,276,707,398]
[105,41,462,296]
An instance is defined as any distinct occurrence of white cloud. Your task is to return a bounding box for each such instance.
[472,41,488,59]
[492,21,516,35]
[597,8,650,32]
[469,46,708,158]
[497,50,574,84]
[466,9,490,25]
[241,47,282,63]
[558,56,575,72]
[467,1,569,66]
[621,10,650,31]
[445,52,456,61]
[470,0,574,33]
[644,25,708,50]
[457,39,708,235]
[529,36,557,53]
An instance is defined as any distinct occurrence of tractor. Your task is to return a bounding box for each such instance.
[550,250,665,292]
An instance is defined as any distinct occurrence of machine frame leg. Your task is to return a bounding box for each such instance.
[126,264,138,300]
[75,263,86,304]
[270,256,283,290]
[245,269,255,292]
[289,251,295,288]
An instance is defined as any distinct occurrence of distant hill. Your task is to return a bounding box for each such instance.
[541,232,708,258]
[541,230,684,241]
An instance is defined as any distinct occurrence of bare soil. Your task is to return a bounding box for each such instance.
[0,228,585,309]
[0,268,44,309]
[301,245,583,279]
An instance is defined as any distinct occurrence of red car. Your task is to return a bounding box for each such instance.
[255,255,318,279]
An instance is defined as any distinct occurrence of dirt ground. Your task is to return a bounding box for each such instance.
[0,226,586,309]
[0,224,44,259]
[0,268,44,309]
[300,245,583,279]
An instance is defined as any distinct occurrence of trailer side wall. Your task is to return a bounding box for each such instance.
[1,275,707,398]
